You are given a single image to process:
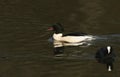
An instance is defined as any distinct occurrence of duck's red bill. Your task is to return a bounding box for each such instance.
[48,27,54,31]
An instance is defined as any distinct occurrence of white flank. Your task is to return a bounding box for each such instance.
[53,33,95,43]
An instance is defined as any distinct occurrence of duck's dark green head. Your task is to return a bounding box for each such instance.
[48,23,64,34]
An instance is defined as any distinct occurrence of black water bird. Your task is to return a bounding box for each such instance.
[95,46,116,71]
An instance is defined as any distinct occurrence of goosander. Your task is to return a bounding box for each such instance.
[48,23,95,55]
[48,23,95,46]
[95,46,116,71]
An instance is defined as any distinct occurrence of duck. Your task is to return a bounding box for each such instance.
[48,23,95,46]
[48,23,95,56]
[95,46,116,71]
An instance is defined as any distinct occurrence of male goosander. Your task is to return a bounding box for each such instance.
[48,23,94,43]
[48,23,95,55]
[95,46,116,71]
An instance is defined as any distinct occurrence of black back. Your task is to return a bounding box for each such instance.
[63,32,88,36]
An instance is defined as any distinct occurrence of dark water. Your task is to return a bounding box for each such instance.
[0,0,120,77]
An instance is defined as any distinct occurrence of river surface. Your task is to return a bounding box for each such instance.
[0,0,120,77]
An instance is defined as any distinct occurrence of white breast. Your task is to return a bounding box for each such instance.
[53,33,63,41]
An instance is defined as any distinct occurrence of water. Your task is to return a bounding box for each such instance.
[0,0,120,77]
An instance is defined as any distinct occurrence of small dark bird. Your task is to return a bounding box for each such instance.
[95,46,116,71]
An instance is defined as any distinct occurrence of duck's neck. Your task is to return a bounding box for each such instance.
[53,33,63,41]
